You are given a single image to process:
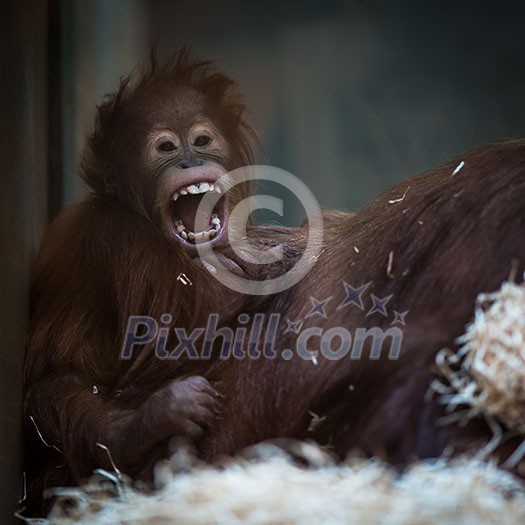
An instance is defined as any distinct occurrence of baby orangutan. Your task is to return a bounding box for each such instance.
[24,50,258,513]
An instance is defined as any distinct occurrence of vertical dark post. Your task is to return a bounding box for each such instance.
[48,0,64,220]
[0,0,51,521]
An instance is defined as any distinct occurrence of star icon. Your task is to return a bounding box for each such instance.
[391,310,409,326]
[284,319,303,334]
[366,294,393,317]
[305,296,332,319]
[337,281,372,311]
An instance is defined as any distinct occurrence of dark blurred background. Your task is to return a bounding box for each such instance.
[57,0,525,214]
[2,1,525,522]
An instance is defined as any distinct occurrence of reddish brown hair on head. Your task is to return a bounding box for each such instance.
[81,47,257,198]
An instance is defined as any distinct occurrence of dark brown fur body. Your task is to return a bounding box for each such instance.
[205,141,525,472]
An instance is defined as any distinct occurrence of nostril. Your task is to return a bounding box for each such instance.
[178,158,205,169]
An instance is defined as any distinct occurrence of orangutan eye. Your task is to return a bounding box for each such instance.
[194,135,211,147]
[157,140,177,153]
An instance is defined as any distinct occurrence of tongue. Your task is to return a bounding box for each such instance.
[175,195,211,232]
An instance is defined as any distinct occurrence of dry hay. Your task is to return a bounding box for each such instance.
[19,444,525,525]
[435,281,525,426]
[433,281,525,466]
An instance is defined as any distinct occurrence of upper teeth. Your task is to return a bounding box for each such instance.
[172,182,220,201]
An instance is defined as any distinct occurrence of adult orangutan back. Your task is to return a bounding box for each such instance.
[205,141,525,478]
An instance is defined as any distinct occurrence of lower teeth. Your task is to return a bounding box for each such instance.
[175,214,221,242]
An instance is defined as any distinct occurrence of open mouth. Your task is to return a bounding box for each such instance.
[168,180,227,247]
